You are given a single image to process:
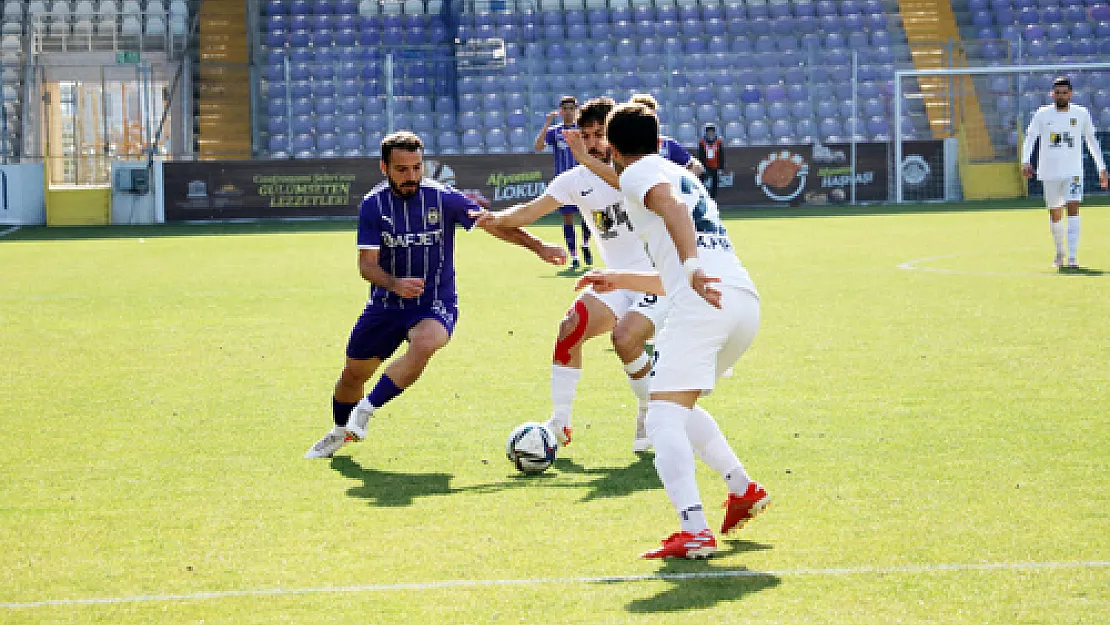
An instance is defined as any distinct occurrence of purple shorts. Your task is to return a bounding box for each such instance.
[346,301,458,360]
[558,204,579,216]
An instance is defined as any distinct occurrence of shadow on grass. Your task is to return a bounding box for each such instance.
[622,540,779,613]
[552,453,662,501]
[331,453,660,507]
[1057,265,1106,276]
[331,456,460,507]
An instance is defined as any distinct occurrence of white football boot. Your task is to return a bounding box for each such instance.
[344,400,375,442]
[304,428,349,459]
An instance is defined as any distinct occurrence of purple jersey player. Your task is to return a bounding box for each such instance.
[306,131,566,459]
[535,95,594,271]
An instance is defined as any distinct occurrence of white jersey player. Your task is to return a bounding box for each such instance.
[574,102,770,560]
[471,97,670,452]
[1021,76,1109,269]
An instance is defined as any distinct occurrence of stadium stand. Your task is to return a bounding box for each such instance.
[255,0,927,157]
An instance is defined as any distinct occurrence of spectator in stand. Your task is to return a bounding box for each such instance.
[697,123,724,200]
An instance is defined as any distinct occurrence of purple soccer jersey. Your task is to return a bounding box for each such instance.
[659,136,693,167]
[544,123,580,175]
[356,178,479,310]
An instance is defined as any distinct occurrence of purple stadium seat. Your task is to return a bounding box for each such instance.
[339,97,362,114]
[269,134,289,153]
[744,102,767,119]
[971,10,993,26]
[747,120,771,143]
[1094,4,1110,20]
[740,86,762,103]
[1046,22,1068,38]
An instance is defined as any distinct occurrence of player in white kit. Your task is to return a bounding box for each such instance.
[1021,76,1108,269]
[472,97,666,452]
[575,102,770,559]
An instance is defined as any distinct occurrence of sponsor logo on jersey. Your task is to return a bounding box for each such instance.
[381,229,444,248]
[1071,118,1077,126]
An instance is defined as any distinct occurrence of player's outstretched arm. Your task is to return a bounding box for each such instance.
[358,248,425,298]
[468,194,562,229]
[562,128,621,189]
[480,223,567,265]
[575,269,665,295]
[534,111,558,152]
[1020,113,1041,178]
[1082,114,1109,189]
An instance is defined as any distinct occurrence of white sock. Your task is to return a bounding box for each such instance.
[686,406,751,495]
[330,425,346,436]
[627,374,651,418]
[647,400,707,532]
[1050,218,1066,256]
[1067,215,1080,261]
[550,364,582,427]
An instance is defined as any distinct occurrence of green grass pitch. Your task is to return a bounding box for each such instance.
[1,203,1108,624]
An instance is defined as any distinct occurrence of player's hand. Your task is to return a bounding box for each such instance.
[1021,163,1034,179]
[390,277,425,299]
[691,269,723,309]
[468,208,500,228]
[1100,170,1108,190]
[538,243,568,266]
[575,269,621,293]
[562,128,587,160]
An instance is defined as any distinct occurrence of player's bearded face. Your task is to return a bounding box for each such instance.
[384,149,423,198]
[1053,87,1071,109]
[580,123,611,162]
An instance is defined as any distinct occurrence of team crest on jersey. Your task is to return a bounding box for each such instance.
[1070,118,1077,126]
[426,206,440,225]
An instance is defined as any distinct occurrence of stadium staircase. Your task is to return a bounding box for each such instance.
[196,0,252,159]
[898,0,992,156]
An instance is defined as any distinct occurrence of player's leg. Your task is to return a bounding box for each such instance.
[579,214,593,266]
[612,297,665,452]
[546,291,619,445]
[306,306,404,458]
[1065,178,1082,267]
[680,288,770,534]
[639,293,724,558]
[560,206,580,269]
[346,315,452,441]
[1045,180,1068,267]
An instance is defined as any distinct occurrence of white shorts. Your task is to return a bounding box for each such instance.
[1043,178,1083,208]
[583,287,671,332]
[651,286,761,395]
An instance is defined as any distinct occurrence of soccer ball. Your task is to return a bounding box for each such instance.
[505,422,557,475]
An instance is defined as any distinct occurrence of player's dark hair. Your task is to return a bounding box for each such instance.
[1052,76,1072,90]
[578,96,616,128]
[629,93,658,112]
[605,102,659,157]
[559,95,578,107]
[380,131,423,164]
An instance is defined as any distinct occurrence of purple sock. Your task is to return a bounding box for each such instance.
[333,398,357,427]
[580,220,591,244]
[366,375,403,409]
[562,223,577,255]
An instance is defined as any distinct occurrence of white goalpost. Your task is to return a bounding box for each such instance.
[893,61,1110,203]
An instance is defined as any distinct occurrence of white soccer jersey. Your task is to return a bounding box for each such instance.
[1021,104,1106,181]
[545,165,654,272]
[618,154,757,299]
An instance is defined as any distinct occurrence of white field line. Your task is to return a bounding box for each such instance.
[2,559,1108,610]
[897,253,1105,277]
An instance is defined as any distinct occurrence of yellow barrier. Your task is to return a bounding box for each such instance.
[45,186,112,226]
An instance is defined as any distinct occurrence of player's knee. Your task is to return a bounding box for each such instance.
[409,332,449,359]
[610,323,642,355]
[557,312,581,343]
